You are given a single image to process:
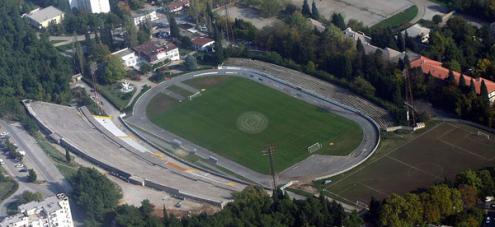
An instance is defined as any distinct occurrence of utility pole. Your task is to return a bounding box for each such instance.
[403,68,416,127]
[262,145,277,189]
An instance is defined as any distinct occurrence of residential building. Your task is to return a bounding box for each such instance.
[191,37,215,51]
[343,27,407,63]
[69,0,111,14]
[24,6,64,29]
[405,24,431,43]
[0,193,74,227]
[133,40,180,65]
[131,8,159,26]
[411,56,495,103]
[167,0,190,13]
[309,18,326,32]
[112,48,139,68]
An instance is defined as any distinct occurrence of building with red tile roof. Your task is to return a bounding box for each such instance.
[411,56,495,104]
[191,37,215,51]
[133,40,180,64]
[167,0,190,13]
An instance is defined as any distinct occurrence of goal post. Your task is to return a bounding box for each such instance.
[188,91,201,101]
[477,130,490,140]
[307,142,322,153]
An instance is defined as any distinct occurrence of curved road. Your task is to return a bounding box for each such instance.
[126,66,380,188]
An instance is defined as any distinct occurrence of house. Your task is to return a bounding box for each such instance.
[68,0,111,14]
[24,6,64,29]
[167,0,190,13]
[405,24,431,43]
[131,8,159,26]
[192,37,215,51]
[0,193,74,227]
[343,27,407,63]
[411,56,495,103]
[112,48,139,68]
[309,18,326,32]
[133,40,180,65]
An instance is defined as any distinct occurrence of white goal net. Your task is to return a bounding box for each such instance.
[188,91,201,101]
[307,142,322,153]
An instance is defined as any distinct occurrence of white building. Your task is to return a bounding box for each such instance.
[131,9,158,26]
[191,37,215,51]
[405,24,431,43]
[133,40,180,65]
[0,193,74,227]
[68,0,111,14]
[24,6,64,29]
[112,48,138,68]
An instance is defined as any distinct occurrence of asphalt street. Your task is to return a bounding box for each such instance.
[0,120,70,217]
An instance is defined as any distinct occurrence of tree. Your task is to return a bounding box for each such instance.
[27,169,37,182]
[459,74,467,91]
[97,55,127,84]
[65,150,72,163]
[124,21,138,48]
[185,55,198,71]
[432,14,443,24]
[69,167,122,221]
[301,0,311,17]
[311,1,319,20]
[331,13,346,30]
[481,80,489,104]
[169,14,180,38]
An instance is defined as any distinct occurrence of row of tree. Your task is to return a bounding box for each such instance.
[437,0,495,21]
[69,166,363,227]
[369,168,495,226]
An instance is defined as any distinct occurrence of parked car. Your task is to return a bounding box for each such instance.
[15,163,24,168]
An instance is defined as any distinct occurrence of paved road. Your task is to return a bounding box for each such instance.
[49,34,95,47]
[126,66,380,188]
[0,120,71,217]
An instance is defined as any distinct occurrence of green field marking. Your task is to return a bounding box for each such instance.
[372,5,419,29]
[147,76,363,174]
[322,122,495,204]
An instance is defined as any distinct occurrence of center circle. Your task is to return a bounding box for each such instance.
[236,111,269,134]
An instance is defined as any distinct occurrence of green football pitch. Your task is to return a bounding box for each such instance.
[147,76,363,174]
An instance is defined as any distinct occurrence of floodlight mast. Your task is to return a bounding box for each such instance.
[263,144,277,189]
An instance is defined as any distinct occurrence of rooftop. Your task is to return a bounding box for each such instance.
[25,6,64,23]
[192,37,214,46]
[112,48,135,58]
[411,56,495,95]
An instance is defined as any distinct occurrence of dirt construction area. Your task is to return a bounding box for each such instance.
[324,122,495,206]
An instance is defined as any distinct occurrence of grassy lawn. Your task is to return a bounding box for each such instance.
[97,83,136,111]
[35,134,79,178]
[372,5,418,30]
[319,122,495,205]
[0,174,18,203]
[147,76,363,174]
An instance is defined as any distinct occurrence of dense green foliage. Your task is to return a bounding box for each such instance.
[69,167,122,223]
[147,77,362,173]
[369,168,495,226]
[107,186,363,227]
[0,0,71,117]
[27,169,37,182]
[435,0,495,21]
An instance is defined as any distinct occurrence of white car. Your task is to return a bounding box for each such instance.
[15,163,24,168]
[0,132,8,137]
[0,159,4,165]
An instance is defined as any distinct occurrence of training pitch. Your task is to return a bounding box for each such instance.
[323,122,495,206]
[147,76,363,174]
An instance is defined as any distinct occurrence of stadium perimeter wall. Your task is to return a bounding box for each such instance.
[22,100,228,208]
[220,67,382,182]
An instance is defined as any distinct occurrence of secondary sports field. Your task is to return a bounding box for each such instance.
[322,122,495,206]
[147,76,363,174]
